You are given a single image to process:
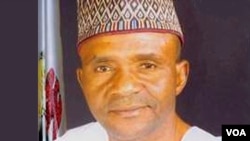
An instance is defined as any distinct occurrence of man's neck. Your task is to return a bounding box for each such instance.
[174,116,190,141]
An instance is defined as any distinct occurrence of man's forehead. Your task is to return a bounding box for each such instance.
[78,33,180,64]
[78,32,180,50]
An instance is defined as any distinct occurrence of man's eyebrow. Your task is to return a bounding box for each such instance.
[133,53,162,61]
[87,55,115,64]
[83,53,163,65]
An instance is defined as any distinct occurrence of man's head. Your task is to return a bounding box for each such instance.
[76,0,189,140]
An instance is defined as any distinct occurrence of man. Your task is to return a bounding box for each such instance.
[57,0,221,140]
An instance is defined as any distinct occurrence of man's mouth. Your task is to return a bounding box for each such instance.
[109,106,149,118]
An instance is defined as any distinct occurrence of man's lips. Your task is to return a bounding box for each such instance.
[108,106,149,118]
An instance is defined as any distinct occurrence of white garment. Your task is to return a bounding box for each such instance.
[56,122,221,141]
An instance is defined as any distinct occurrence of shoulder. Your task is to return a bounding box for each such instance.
[182,126,221,141]
[55,122,108,141]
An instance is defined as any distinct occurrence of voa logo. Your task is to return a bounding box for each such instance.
[226,129,246,136]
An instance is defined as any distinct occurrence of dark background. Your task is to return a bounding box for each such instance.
[60,0,250,136]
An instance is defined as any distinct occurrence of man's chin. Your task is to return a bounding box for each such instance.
[98,106,158,139]
[103,118,156,141]
[106,124,151,141]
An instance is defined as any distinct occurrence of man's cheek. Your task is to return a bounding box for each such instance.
[142,77,167,94]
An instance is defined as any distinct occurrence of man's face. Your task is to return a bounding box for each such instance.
[77,33,189,140]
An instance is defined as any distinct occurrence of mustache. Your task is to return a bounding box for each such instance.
[107,95,157,110]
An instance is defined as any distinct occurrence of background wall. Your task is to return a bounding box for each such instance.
[60,0,250,136]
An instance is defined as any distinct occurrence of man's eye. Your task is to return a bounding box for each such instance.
[95,66,112,73]
[140,63,157,70]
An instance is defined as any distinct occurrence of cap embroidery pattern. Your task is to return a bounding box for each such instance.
[77,0,183,45]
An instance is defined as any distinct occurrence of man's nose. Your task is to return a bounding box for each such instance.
[111,69,141,96]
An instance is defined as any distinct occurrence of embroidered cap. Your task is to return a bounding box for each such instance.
[77,0,183,47]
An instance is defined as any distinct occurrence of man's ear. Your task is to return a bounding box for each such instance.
[175,60,190,96]
[76,68,84,89]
